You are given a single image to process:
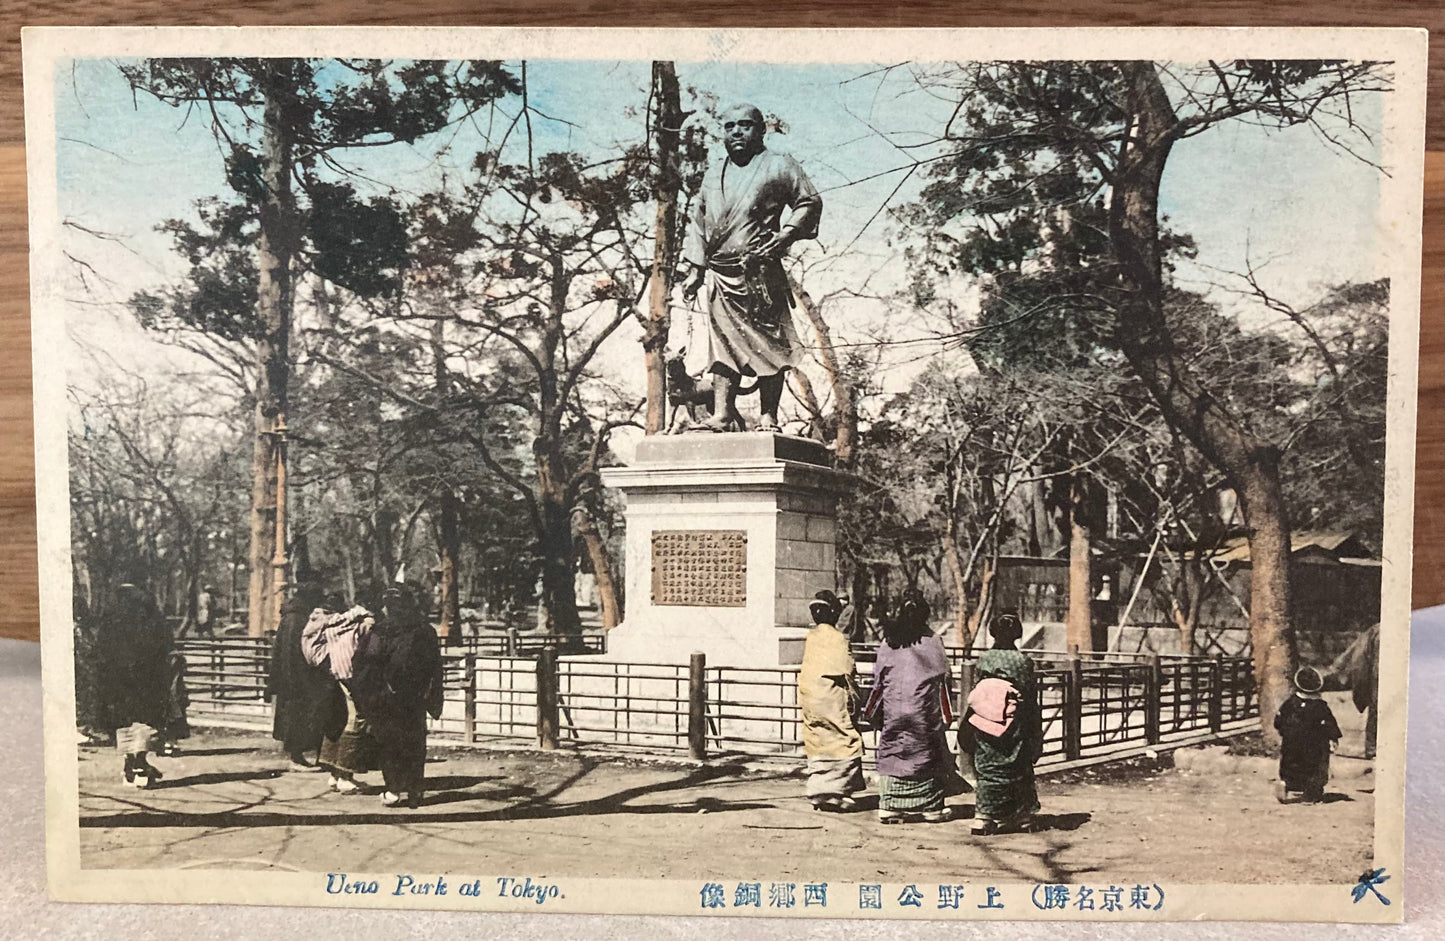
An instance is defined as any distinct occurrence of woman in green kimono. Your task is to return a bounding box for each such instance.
[798,591,864,812]
[963,611,1042,835]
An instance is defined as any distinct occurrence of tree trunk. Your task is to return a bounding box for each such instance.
[1110,62,1296,744]
[574,506,621,630]
[643,61,682,435]
[180,534,202,636]
[247,414,277,636]
[535,445,583,641]
[941,519,969,647]
[789,276,856,465]
[1169,599,1194,658]
[534,257,583,642]
[965,560,996,650]
[1024,477,1048,556]
[1170,554,1204,656]
[431,315,461,645]
[1065,472,1094,653]
[271,418,290,631]
[788,369,826,441]
[438,488,461,645]
[246,62,298,638]
[375,507,399,587]
[340,543,356,609]
[291,475,311,580]
[1236,457,1296,739]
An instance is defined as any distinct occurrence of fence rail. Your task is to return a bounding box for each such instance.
[178,637,1258,767]
[448,631,607,657]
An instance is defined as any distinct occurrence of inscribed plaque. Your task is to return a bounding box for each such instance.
[650,530,747,606]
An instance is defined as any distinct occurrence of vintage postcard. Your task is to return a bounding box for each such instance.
[25,26,1426,921]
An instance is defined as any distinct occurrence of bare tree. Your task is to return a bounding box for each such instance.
[901,59,1390,741]
[122,57,521,635]
[641,61,685,435]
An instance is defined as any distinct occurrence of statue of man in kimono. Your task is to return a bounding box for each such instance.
[680,104,822,432]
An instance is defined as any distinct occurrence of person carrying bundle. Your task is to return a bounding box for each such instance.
[960,611,1042,835]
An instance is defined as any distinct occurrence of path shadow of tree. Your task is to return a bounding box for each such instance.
[1319,792,1354,804]
[81,757,790,830]
[167,747,257,758]
[419,774,505,791]
[949,805,1091,833]
[1031,811,1092,832]
[422,780,535,808]
[154,769,285,789]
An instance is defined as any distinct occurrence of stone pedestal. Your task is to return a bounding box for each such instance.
[600,433,851,669]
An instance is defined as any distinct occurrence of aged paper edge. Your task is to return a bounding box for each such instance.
[22,25,1428,923]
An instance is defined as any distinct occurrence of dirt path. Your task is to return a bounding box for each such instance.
[77,730,1374,884]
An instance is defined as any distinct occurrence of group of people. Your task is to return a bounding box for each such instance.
[77,572,1354,821]
[267,581,445,809]
[801,587,1359,823]
[74,574,443,806]
[74,583,190,789]
[798,592,1043,835]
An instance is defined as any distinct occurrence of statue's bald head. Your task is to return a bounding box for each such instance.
[723,103,764,126]
[721,104,766,161]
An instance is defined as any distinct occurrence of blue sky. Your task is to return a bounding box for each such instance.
[53,56,1388,398]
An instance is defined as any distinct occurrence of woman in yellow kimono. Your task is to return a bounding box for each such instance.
[798,591,864,812]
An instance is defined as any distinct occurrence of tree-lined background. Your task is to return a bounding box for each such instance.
[54,54,1402,738]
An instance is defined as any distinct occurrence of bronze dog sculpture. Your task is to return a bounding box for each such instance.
[665,352,755,433]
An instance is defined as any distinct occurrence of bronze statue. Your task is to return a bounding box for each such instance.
[680,104,822,433]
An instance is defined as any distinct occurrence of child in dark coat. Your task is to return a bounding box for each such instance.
[1274,666,1342,803]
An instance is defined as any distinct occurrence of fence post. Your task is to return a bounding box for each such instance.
[507,628,520,657]
[1145,653,1161,745]
[1065,650,1083,761]
[1208,653,1224,734]
[537,648,559,750]
[463,653,477,745]
[955,658,977,780]
[957,659,976,717]
[687,652,707,761]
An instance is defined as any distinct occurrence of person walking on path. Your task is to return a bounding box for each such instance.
[961,611,1043,835]
[193,585,217,638]
[266,581,333,771]
[1274,665,1342,803]
[798,590,865,812]
[862,596,956,824]
[73,589,108,746]
[302,594,377,795]
[159,649,191,757]
[350,584,444,809]
[98,582,174,789]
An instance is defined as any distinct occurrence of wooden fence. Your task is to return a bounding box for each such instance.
[176,638,1258,767]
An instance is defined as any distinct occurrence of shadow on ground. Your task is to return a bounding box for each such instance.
[82,757,786,831]
[155,769,285,789]
[1031,811,1092,832]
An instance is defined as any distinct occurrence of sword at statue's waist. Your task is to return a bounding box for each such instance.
[702,251,755,272]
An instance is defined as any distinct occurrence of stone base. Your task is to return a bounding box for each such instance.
[601,433,851,669]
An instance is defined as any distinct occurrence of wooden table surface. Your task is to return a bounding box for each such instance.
[1,3,1439,641]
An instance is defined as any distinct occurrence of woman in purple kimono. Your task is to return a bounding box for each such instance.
[862,597,956,824]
